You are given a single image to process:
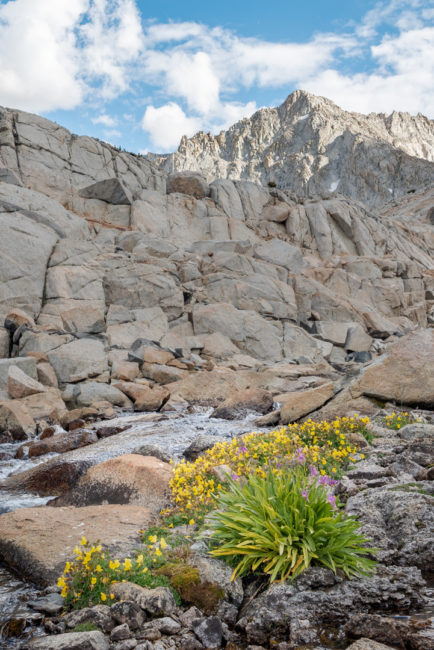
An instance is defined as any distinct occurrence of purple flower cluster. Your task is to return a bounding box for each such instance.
[295,448,306,464]
[237,446,248,456]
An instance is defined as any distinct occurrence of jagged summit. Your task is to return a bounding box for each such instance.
[150,90,434,209]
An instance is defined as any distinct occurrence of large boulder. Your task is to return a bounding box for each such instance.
[212,388,274,420]
[2,459,92,496]
[48,339,108,384]
[280,383,335,424]
[53,455,172,511]
[167,171,210,199]
[352,329,434,407]
[0,400,35,437]
[0,357,37,390]
[253,238,304,273]
[0,504,153,585]
[60,306,105,334]
[7,365,47,399]
[78,178,133,204]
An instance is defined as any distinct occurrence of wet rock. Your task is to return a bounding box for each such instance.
[25,630,110,649]
[134,444,171,463]
[60,407,99,430]
[191,616,223,649]
[280,382,334,423]
[28,592,64,615]
[0,504,152,585]
[211,388,273,420]
[346,487,434,567]
[63,605,114,633]
[183,435,223,461]
[20,429,97,458]
[52,454,172,510]
[2,459,92,495]
[253,409,281,427]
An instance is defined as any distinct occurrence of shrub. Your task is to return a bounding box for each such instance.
[170,416,368,512]
[383,412,420,430]
[207,466,377,583]
[58,536,175,609]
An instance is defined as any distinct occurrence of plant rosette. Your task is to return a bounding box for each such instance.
[207,466,377,583]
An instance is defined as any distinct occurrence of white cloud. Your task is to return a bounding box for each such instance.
[92,113,118,127]
[142,102,203,150]
[0,0,87,111]
[305,24,434,115]
[0,0,144,111]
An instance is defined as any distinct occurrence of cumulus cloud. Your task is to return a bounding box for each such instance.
[0,0,143,112]
[142,103,203,150]
[92,114,118,127]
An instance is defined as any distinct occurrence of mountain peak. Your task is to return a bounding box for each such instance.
[150,91,434,209]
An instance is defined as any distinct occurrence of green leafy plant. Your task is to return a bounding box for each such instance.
[207,467,377,583]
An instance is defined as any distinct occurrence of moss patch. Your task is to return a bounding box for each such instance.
[157,561,224,614]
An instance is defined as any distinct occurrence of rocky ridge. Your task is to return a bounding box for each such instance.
[150,90,434,209]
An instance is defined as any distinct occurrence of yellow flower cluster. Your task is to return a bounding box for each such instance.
[384,412,420,430]
[170,416,369,511]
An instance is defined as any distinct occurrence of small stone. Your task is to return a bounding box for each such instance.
[192,616,223,649]
[110,601,145,630]
[153,616,181,635]
[110,623,131,641]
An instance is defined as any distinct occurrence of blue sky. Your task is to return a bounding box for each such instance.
[0,0,433,153]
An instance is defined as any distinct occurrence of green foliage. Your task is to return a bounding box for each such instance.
[383,412,420,430]
[208,467,377,583]
[71,623,99,633]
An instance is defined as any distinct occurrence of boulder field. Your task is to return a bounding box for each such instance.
[0,102,433,439]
